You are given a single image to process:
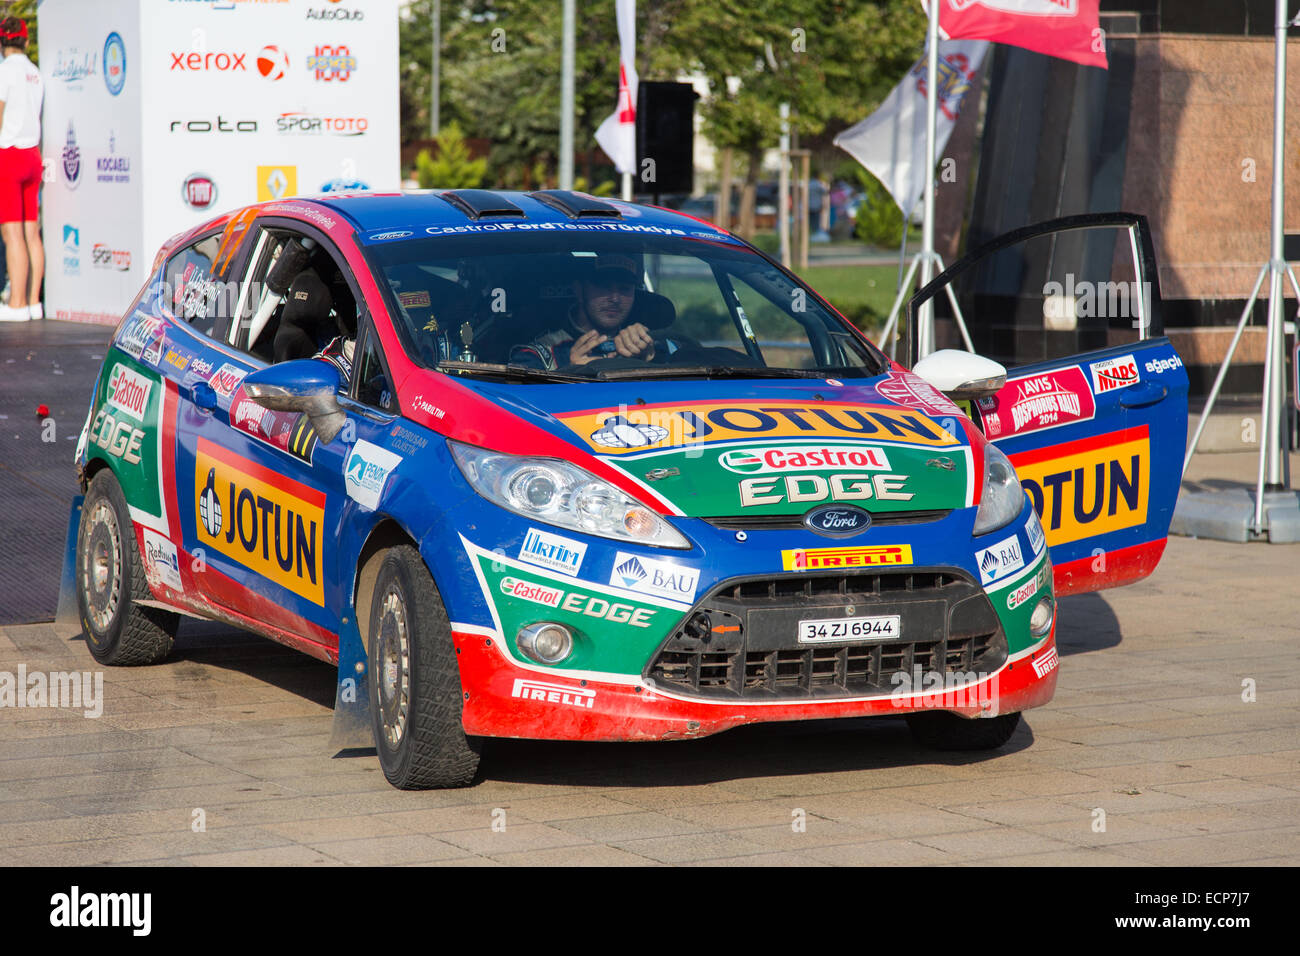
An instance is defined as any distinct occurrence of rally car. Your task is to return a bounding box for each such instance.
[72,191,1187,788]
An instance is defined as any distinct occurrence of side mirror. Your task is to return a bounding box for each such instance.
[242,359,347,443]
[912,349,1007,402]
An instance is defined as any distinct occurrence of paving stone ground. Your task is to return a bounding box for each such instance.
[1,529,1296,866]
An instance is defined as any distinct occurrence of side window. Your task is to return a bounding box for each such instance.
[354,329,394,412]
[730,275,816,369]
[163,234,227,338]
[235,228,360,364]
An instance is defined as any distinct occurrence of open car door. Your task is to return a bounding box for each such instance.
[905,213,1188,595]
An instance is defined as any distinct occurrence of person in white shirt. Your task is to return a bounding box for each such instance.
[0,17,43,322]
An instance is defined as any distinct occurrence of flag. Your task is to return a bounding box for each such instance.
[834,41,989,218]
[594,0,638,176]
[923,0,1107,69]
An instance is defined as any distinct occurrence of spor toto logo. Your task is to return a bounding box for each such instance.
[257,45,289,81]
[182,173,218,211]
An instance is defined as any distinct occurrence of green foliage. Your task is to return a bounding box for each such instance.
[415,123,486,189]
[853,173,906,249]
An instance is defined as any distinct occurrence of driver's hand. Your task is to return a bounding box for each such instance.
[612,322,655,361]
[568,329,609,366]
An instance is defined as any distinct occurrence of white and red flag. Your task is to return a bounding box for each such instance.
[594,0,638,176]
[923,0,1108,69]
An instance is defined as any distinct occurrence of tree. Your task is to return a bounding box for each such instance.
[415,122,487,189]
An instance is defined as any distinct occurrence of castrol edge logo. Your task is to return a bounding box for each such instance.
[106,364,152,421]
[718,445,891,474]
[194,439,326,605]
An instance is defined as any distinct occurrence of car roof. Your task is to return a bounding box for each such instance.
[308,189,737,243]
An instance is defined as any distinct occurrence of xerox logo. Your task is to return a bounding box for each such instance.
[169,49,248,72]
[257,45,289,81]
[308,44,357,81]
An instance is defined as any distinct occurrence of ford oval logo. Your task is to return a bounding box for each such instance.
[804,505,872,538]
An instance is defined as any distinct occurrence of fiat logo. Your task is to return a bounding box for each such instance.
[182,173,217,211]
[804,505,872,538]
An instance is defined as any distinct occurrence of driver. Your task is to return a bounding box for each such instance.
[511,254,656,368]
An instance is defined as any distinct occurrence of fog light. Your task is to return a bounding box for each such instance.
[517,622,573,664]
[1029,596,1055,637]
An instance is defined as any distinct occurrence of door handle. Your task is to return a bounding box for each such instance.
[1119,381,1167,409]
[190,381,218,410]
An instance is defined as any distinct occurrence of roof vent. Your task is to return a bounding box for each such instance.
[440,189,525,221]
[528,190,623,219]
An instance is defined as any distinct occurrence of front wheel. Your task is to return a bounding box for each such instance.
[77,470,178,665]
[368,545,481,789]
[905,711,1022,751]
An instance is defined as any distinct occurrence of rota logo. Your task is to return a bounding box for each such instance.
[257,45,289,81]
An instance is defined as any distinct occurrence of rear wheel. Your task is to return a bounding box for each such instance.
[905,711,1021,751]
[368,545,480,789]
[77,470,178,665]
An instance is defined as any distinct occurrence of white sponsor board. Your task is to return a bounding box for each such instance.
[40,0,400,326]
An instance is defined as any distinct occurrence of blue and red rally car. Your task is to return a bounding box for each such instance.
[73,192,1187,788]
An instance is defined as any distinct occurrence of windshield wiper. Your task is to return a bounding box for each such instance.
[594,365,833,381]
[436,361,591,384]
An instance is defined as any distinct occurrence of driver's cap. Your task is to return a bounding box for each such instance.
[590,254,638,285]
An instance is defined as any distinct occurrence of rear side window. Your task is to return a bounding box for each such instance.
[163,234,230,338]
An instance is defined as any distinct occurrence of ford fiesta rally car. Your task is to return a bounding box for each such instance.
[72,192,1188,788]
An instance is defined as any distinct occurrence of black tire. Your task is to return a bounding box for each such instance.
[905,711,1022,751]
[77,470,178,666]
[368,545,481,789]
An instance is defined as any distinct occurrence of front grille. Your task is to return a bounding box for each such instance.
[704,510,951,532]
[646,568,1006,700]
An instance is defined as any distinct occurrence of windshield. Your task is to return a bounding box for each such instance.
[364,231,885,381]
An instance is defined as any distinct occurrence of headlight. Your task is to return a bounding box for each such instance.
[973,443,1024,536]
[449,440,690,549]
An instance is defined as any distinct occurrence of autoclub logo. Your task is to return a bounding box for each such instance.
[96,131,130,185]
[182,173,218,211]
[52,47,97,85]
[307,44,357,81]
[61,123,82,189]
[307,1,363,20]
[257,44,289,81]
[103,32,127,95]
[275,112,367,136]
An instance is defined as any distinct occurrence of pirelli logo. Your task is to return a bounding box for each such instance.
[782,544,912,571]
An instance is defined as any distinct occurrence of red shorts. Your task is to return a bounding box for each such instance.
[0,145,42,223]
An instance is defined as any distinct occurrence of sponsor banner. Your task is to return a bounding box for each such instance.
[975,534,1024,585]
[511,678,595,710]
[875,371,962,417]
[209,363,246,400]
[718,444,891,474]
[740,472,913,508]
[518,527,587,577]
[1026,509,1046,555]
[559,401,960,455]
[1010,427,1150,547]
[782,544,912,571]
[609,552,700,602]
[117,314,164,361]
[228,385,318,463]
[88,408,145,465]
[499,576,565,609]
[141,528,183,593]
[106,364,152,421]
[1089,354,1139,393]
[194,439,326,605]
[977,366,1096,439]
[1145,355,1183,376]
[343,440,403,510]
[1031,645,1059,678]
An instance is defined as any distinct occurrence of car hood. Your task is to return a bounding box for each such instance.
[452,370,979,519]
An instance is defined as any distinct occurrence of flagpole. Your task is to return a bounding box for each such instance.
[918,0,940,358]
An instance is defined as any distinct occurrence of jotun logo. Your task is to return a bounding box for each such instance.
[194,440,326,605]
[1010,427,1150,547]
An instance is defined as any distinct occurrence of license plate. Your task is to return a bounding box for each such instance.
[797,615,901,644]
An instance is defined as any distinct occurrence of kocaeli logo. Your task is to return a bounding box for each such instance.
[343,440,403,510]
[106,364,152,420]
[194,440,326,605]
[307,44,356,81]
[103,32,127,95]
[95,132,130,185]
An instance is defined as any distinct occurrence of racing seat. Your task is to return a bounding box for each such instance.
[272,268,336,363]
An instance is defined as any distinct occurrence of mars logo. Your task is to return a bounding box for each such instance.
[950,0,1076,14]
[308,45,357,81]
[1089,355,1139,394]
[182,173,217,211]
[257,45,289,81]
[61,123,82,189]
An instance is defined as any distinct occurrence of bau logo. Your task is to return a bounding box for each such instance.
[194,441,326,605]
[609,552,699,602]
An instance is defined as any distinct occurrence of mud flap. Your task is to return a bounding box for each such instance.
[329,612,374,751]
[54,496,84,636]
